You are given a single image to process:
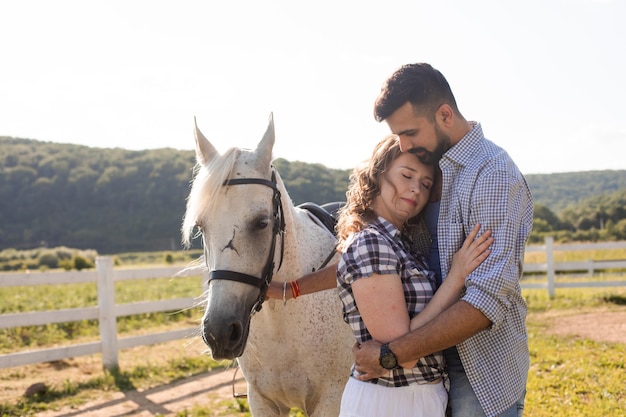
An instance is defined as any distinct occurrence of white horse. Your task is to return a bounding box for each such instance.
[182,114,354,416]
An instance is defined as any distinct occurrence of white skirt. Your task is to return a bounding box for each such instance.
[338,377,447,417]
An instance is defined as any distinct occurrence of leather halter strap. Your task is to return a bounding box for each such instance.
[222,177,277,189]
[208,169,285,314]
[209,270,266,288]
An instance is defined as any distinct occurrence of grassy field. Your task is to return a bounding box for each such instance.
[1,250,625,416]
[524,245,626,263]
[0,275,205,354]
[524,287,626,417]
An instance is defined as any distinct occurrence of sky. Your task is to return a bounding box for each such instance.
[1,0,624,175]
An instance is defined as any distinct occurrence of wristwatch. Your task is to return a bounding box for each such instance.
[379,343,398,370]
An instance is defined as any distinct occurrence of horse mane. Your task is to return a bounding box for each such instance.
[181,147,241,247]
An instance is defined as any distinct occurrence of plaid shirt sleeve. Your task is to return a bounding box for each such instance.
[337,228,400,345]
[461,169,532,330]
[340,228,400,286]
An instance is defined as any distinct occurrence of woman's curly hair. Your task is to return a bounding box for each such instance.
[336,134,404,250]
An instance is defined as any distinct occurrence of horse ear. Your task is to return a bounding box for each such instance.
[194,117,218,166]
[255,113,275,165]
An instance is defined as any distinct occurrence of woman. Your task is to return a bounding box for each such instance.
[336,134,492,417]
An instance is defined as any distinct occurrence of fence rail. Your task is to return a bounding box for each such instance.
[521,237,626,298]
[0,257,206,370]
[1,238,626,371]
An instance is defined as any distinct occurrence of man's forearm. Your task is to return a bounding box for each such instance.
[390,300,491,363]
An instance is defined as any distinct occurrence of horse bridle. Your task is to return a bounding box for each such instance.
[206,168,285,314]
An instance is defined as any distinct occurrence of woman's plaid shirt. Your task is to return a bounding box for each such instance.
[337,216,445,387]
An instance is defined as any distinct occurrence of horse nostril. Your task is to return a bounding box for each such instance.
[229,322,243,344]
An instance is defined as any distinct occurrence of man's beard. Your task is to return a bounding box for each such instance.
[410,126,451,165]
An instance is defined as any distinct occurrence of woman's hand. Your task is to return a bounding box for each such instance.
[448,224,493,286]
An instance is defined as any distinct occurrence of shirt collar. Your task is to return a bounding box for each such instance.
[442,121,483,167]
[371,216,402,239]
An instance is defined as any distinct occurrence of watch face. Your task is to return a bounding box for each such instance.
[379,344,398,369]
[380,353,397,369]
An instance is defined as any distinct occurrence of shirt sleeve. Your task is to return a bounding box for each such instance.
[461,169,533,330]
[339,229,401,286]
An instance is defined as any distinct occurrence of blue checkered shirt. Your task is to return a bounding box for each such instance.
[438,123,533,417]
[337,216,445,387]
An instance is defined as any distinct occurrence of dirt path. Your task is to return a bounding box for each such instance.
[540,307,626,344]
[36,367,247,417]
[1,339,249,417]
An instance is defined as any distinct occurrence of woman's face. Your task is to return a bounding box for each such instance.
[372,152,434,229]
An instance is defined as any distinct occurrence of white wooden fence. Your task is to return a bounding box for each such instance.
[0,257,206,371]
[521,237,626,298]
[1,238,626,371]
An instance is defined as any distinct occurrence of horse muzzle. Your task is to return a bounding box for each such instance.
[201,312,251,360]
[200,280,258,360]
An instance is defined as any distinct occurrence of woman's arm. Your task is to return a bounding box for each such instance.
[266,262,338,300]
[409,224,492,331]
[351,272,415,368]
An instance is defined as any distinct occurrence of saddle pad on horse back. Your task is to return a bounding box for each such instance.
[298,201,345,236]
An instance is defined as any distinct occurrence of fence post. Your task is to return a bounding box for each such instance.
[96,256,118,370]
[546,237,555,299]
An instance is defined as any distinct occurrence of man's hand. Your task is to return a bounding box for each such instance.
[352,340,387,380]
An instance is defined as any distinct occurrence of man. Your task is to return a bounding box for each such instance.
[269,63,532,417]
[353,63,533,417]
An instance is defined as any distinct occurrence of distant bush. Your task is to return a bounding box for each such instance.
[73,255,94,270]
[54,247,74,261]
[38,251,59,269]
[0,247,97,271]
[59,259,74,271]
[0,248,21,263]
[164,253,174,264]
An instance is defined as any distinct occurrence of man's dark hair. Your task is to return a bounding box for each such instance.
[374,63,461,122]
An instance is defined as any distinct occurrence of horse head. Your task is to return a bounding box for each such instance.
[182,114,285,360]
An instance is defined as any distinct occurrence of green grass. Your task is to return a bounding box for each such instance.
[527,328,625,415]
[524,282,626,312]
[525,245,626,264]
[110,249,203,267]
[523,287,626,417]
[0,275,205,353]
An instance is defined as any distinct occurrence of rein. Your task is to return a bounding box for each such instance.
[207,169,285,314]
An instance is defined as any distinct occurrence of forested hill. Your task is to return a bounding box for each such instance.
[0,137,349,253]
[525,171,626,213]
[1,137,625,252]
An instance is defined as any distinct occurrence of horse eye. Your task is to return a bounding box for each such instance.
[253,217,270,230]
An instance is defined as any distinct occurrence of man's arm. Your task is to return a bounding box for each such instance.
[354,300,490,380]
[266,262,338,300]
